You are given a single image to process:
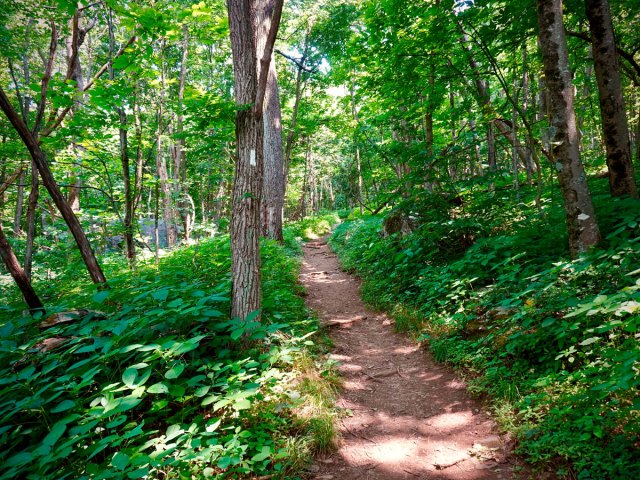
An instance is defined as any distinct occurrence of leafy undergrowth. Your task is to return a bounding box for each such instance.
[284,213,341,242]
[330,178,640,480]
[0,218,340,479]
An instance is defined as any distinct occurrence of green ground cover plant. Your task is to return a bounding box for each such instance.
[329,178,640,480]
[0,217,340,479]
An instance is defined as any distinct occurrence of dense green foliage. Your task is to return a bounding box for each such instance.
[330,179,640,479]
[0,218,339,480]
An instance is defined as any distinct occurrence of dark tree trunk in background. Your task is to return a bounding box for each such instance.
[107,8,136,266]
[24,164,39,280]
[537,0,601,256]
[13,169,25,235]
[0,222,44,314]
[256,0,285,242]
[585,0,638,198]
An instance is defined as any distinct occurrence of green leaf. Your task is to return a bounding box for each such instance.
[122,368,138,387]
[147,382,169,394]
[51,399,75,413]
[43,421,67,447]
[165,364,185,379]
[93,290,110,304]
[233,398,251,411]
[112,452,130,471]
[194,386,210,397]
[251,445,271,462]
[217,456,232,469]
[127,467,150,479]
[152,289,169,302]
[230,328,244,340]
[201,395,218,406]
[579,337,600,346]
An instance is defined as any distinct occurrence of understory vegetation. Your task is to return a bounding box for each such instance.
[0,215,340,480]
[330,178,640,480]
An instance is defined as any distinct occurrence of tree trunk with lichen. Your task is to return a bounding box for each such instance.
[585,0,637,198]
[537,0,601,256]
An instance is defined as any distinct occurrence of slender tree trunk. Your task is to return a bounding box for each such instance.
[24,164,39,280]
[13,169,25,235]
[107,9,136,266]
[585,0,638,197]
[283,27,311,199]
[154,182,160,265]
[175,25,196,242]
[537,0,601,256]
[0,222,44,313]
[350,71,364,214]
[155,46,176,248]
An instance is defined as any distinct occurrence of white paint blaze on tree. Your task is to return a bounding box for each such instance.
[226,0,283,321]
[536,0,601,256]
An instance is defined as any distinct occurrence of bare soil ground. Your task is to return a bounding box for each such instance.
[300,238,523,480]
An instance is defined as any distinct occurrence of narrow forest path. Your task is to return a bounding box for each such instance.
[300,237,520,480]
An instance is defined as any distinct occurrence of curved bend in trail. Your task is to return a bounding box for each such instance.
[300,238,520,480]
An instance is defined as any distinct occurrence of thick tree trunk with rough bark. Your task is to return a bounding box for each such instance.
[585,0,638,198]
[227,0,263,320]
[256,0,285,242]
[537,0,601,256]
[0,222,44,313]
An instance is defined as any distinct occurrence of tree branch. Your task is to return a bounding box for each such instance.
[566,29,640,86]
[275,49,317,73]
[0,164,27,196]
[32,21,58,135]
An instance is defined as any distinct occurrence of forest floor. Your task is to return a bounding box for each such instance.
[300,237,524,480]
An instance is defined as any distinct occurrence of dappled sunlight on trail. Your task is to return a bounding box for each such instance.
[300,238,522,480]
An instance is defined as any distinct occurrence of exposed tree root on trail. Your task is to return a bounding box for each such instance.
[300,238,526,480]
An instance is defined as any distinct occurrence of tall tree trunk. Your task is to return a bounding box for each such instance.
[537,0,601,256]
[0,222,44,314]
[351,71,364,214]
[257,0,285,242]
[228,0,262,321]
[283,27,311,199]
[107,8,136,266]
[156,45,177,248]
[175,25,196,242]
[227,0,283,320]
[585,0,638,197]
[24,164,39,280]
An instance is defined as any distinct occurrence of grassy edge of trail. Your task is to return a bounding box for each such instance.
[0,213,341,479]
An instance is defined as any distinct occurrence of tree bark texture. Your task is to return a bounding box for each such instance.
[227,0,263,320]
[13,169,25,235]
[0,222,44,313]
[537,0,601,256]
[256,0,285,242]
[585,0,637,197]
[24,164,39,280]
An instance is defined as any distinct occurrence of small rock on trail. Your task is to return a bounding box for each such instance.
[300,238,524,480]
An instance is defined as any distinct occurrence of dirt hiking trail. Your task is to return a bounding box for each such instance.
[300,238,522,480]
